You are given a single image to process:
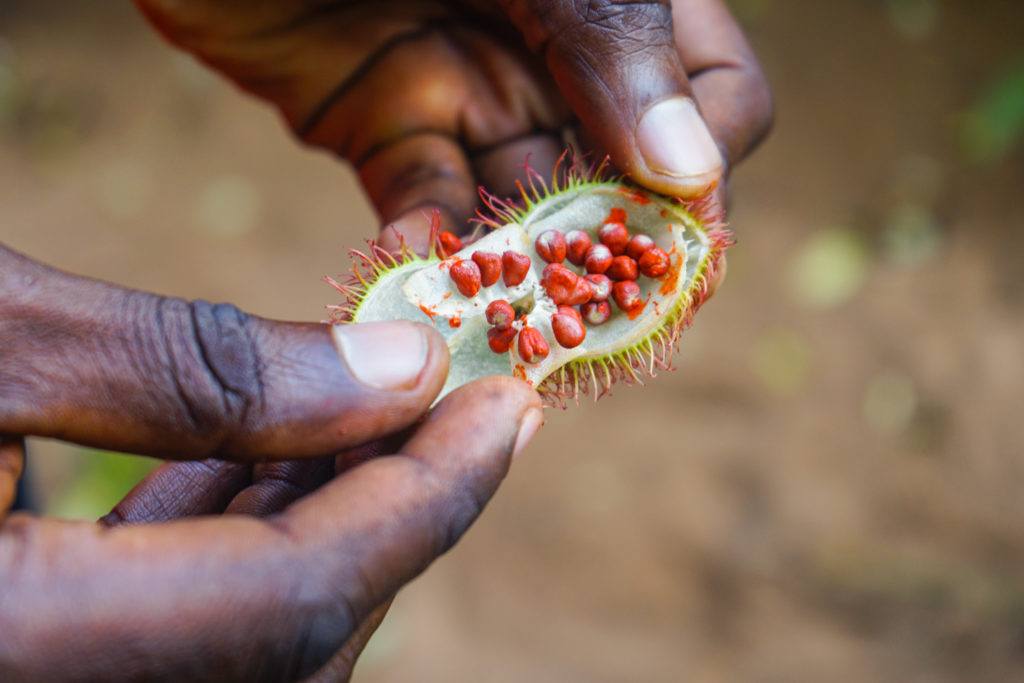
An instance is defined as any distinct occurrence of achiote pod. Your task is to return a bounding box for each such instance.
[326,156,731,406]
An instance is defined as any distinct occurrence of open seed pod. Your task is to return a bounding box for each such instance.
[327,159,731,407]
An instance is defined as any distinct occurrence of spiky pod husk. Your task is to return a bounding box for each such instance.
[326,153,732,407]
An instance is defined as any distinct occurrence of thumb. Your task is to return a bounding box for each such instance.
[0,244,449,461]
[502,0,723,198]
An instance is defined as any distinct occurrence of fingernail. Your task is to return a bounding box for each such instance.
[511,408,544,460]
[636,97,723,192]
[332,322,429,390]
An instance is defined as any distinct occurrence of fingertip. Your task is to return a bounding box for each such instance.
[330,320,449,397]
[632,96,725,199]
[405,375,544,477]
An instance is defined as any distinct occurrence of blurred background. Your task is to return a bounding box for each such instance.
[2,0,1023,680]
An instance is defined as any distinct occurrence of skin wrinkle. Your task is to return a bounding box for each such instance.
[155,297,207,435]
[189,302,259,432]
[299,23,440,138]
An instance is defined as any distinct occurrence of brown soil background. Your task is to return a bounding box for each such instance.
[2,1,1023,681]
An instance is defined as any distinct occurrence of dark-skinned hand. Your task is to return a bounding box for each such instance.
[136,0,772,252]
[2,0,771,679]
[0,244,544,681]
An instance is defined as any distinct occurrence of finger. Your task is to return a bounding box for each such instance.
[360,134,479,255]
[302,599,394,683]
[224,457,334,517]
[471,132,565,199]
[502,0,723,198]
[0,378,542,681]
[673,0,773,170]
[0,245,449,461]
[0,437,25,519]
[101,460,251,526]
[272,376,544,668]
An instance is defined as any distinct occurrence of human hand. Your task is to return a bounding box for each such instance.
[135,0,772,251]
[0,243,544,680]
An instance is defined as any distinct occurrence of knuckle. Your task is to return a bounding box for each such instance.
[570,0,673,43]
[546,0,676,71]
[509,0,674,57]
[158,298,266,450]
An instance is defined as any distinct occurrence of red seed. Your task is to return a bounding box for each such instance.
[449,260,482,297]
[541,264,592,306]
[565,230,593,266]
[584,244,613,274]
[607,255,639,281]
[598,222,630,256]
[551,312,586,349]
[486,299,516,329]
[612,280,642,313]
[438,231,463,258]
[487,326,518,354]
[638,247,671,278]
[557,305,584,325]
[472,251,502,287]
[535,230,567,264]
[518,326,550,363]
[626,234,656,261]
[581,300,612,326]
[501,251,531,287]
[585,274,612,301]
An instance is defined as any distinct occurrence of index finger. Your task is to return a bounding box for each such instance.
[673,0,773,170]
[0,377,542,681]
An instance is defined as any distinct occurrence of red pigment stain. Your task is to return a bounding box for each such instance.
[442,291,452,300]
[418,304,437,319]
[512,364,530,383]
[448,316,461,328]
[617,187,651,205]
[605,207,628,224]
[659,209,670,218]
[659,249,683,296]
[626,299,648,320]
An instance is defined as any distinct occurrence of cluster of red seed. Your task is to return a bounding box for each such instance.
[536,213,669,324]
[442,213,670,365]
[482,299,559,364]
[445,245,532,298]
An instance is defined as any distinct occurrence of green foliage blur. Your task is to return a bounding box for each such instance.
[46,450,156,520]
